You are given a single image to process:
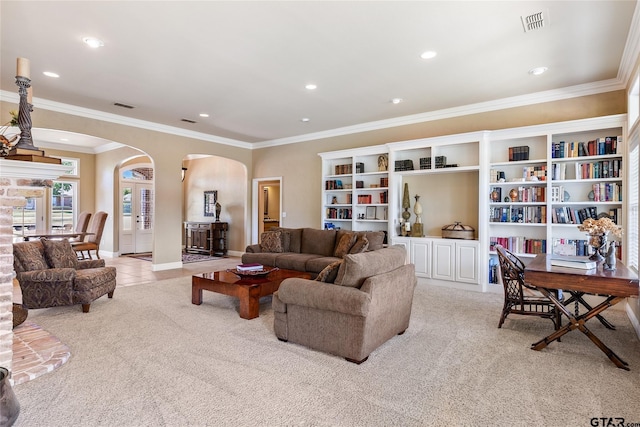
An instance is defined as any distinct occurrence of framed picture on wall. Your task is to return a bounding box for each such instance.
[204,190,217,216]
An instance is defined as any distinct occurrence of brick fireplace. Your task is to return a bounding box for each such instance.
[0,158,67,371]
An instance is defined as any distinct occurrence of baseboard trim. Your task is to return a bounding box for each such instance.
[626,301,640,340]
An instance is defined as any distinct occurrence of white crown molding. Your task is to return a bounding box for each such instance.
[618,0,640,85]
[255,78,627,148]
[0,91,252,150]
[1,77,628,151]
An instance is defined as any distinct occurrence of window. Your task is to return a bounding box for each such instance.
[629,75,639,131]
[55,157,79,177]
[51,181,77,230]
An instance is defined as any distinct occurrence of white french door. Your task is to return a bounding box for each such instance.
[119,165,154,254]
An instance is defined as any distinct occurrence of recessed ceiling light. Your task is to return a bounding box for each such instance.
[199,113,209,118]
[529,66,548,75]
[82,37,104,48]
[305,84,317,90]
[43,71,59,78]
[301,117,310,122]
[391,98,403,104]
[60,138,69,142]
[420,51,437,60]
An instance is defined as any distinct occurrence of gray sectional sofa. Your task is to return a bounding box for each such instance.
[241,227,385,277]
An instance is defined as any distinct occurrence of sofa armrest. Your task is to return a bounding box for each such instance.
[277,278,370,317]
[77,259,106,269]
[360,264,417,313]
[18,268,77,283]
[245,244,262,253]
[17,268,76,308]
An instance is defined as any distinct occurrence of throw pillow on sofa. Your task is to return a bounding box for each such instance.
[314,260,343,283]
[40,238,78,269]
[349,236,369,254]
[260,230,289,253]
[333,232,357,257]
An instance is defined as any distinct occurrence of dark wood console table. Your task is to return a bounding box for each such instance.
[184,221,228,256]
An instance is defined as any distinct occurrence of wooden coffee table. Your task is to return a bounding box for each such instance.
[192,267,311,319]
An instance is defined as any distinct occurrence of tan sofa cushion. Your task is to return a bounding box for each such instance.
[334,245,406,288]
[300,228,336,256]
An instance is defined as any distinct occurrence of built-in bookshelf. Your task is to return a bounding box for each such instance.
[486,115,626,290]
[320,114,628,293]
[320,147,389,237]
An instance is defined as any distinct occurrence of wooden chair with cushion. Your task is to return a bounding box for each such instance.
[73,211,107,259]
[69,211,92,242]
[495,245,561,330]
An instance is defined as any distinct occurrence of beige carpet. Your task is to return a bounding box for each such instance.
[11,277,640,427]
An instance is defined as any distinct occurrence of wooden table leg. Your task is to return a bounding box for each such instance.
[238,284,261,319]
[532,290,629,370]
[192,281,203,305]
[564,291,616,330]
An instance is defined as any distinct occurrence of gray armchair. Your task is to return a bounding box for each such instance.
[272,246,416,363]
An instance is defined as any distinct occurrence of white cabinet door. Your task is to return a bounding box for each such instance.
[432,239,455,281]
[391,237,411,264]
[411,239,431,278]
[455,240,479,284]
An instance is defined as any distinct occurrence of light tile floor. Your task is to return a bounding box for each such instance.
[11,254,242,384]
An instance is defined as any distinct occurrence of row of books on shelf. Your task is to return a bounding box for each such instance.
[551,206,620,225]
[551,159,621,180]
[490,237,547,255]
[551,136,619,158]
[508,145,530,161]
[326,208,352,219]
[334,164,353,175]
[489,206,546,224]
[326,179,346,190]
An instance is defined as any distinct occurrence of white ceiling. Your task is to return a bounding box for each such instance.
[1,1,639,151]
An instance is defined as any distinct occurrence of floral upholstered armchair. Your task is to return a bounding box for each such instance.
[13,239,116,313]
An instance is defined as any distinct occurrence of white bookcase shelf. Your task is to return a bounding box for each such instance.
[320,114,628,293]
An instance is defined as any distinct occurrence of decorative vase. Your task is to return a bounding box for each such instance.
[401,183,411,236]
[0,367,20,427]
[412,195,423,237]
[588,233,608,262]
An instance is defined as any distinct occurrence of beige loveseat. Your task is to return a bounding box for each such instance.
[242,227,385,277]
[272,245,416,363]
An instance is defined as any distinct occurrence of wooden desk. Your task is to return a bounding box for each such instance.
[524,254,639,370]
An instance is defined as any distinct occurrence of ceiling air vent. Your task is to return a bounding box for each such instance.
[521,11,547,33]
[113,102,134,109]
[181,118,197,124]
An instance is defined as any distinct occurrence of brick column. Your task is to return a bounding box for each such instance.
[0,159,66,372]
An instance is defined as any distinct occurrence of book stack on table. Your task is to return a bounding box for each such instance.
[550,256,597,270]
[236,263,264,272]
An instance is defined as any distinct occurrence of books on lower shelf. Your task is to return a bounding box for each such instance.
[550,256,597,270]
[236,263,263,272]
